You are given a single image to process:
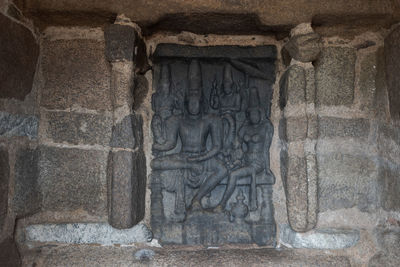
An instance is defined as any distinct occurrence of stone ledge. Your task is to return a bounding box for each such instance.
[24,223,152,245]
[21,244,351,267]
[279,224,360,249]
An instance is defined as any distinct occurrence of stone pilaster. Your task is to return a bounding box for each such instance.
[104,20,146,229]
[279,23,320,232]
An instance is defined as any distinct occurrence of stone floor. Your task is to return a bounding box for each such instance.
[21,244,351,267]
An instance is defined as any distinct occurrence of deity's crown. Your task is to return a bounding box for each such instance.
[223,63,234,86]
[188,59,202,98]
[159,64,171,88]
[248,86,261,111]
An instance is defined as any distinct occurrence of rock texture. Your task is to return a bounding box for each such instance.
[0,111,38,139]
[283,33,321,62]
[25,223,152,245]
[315,47,356,106]
[22,245,351,267]
[0,148,9,231]
[0,13,39,100]
[110,115,143,149]
[280,224,360,249]
[108,150,146,229]
[38,146,108,216]
[42,111,112,146]
[104,24,136,61]
[14,147,41,217]
[0,237,21,267]
[19,0,398,35]
[385,25,400,121]
[279,61,318,233]
[40,38,112,111]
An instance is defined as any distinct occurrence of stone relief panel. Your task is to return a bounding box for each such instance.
[150,44,277,246]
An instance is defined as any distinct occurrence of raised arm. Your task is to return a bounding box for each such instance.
[152,116,179,152]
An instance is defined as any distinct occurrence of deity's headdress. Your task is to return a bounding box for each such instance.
[188,59,202,99]
[159,64,171,91]
[223,63,234,87]
[248,86,262,111]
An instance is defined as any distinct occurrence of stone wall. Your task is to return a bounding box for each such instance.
[1,0,400,265]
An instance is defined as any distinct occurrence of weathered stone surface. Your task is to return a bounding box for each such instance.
[318,117,370,139]
[0,237,21,267]
[283,33,321,62]
[369,227,400,267]
[0,13,39,100]
[359,52,378,111]
[104,24,136,61]
[40,38,112,111]
[0,111,38,139]
[43,111,112,146]
[315,47,356,106]
[20,0,395,36]
[25,223,152,245]
[25,245,351,267]
[38,146,107,216]
[108,150,146,229]
[280,224,360,249]
[385,25,400,121]
[318,153,379,212]
[0,148,9,231]
[377,123,400,165]
[305,67,316,104]
[378,162,400,212]
[14,147,41,217]
[281,154,309,232]
[110,114,143,149]
[279,64,306,109]
[110,61,134,109]
[279,117,307,142]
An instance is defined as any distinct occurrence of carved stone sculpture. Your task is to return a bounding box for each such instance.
[151,44,277,246]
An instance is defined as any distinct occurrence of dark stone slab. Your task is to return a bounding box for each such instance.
[104,24,136,62]
[108,150,146,229]
[40,38,112,111]
[385,25,400,121]
[0,148,9,231]
[0,13,39,100]
[318,153,379,212]
[110,114,143,149]
[0,238,21,267]
[14,147,41,217]
[0,111,38,139]
[154,44,277,60]
[38,146,107,216]
[315,47,356,106]
[318,117,370,139]
[150,45,276,245]
[43,111,112,146]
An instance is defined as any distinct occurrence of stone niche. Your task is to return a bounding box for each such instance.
[150,44,277,246]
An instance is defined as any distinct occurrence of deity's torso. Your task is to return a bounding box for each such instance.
[178,114,216,154]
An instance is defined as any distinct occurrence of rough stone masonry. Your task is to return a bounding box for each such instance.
[0,0,400,266]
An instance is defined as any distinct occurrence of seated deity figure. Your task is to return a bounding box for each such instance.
[151,60,228,211]
[210,63,241,160]
[151,64,178,145]
[218,87,274,211]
